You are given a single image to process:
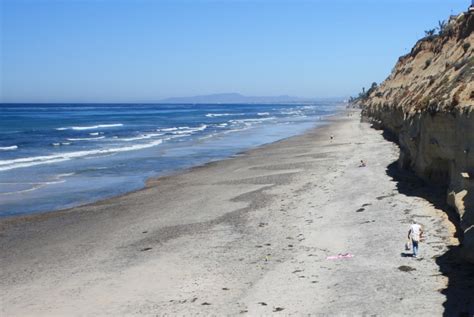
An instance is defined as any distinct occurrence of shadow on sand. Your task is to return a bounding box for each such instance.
[386,160,474,316]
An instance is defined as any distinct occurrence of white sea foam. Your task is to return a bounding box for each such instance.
[120,133,164,141]
[0,173,74,195]
[0,139,164,172]
[205,113,244,117]
[0,146,18,151]
[257,112,270,116]
[89,132,100,136]
[159,127,178,132]
[170,124,207,134]
[67,136,105,141]
[172,130,193,135]
[229,117,275,124]
[281,110,303,115]
[56,123,123,131]
[0,180,67,195]
[222,127,251,134]
[56,173,75,178]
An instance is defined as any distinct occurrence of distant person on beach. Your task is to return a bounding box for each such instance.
[408,221,423,258]
[359,160,366,167]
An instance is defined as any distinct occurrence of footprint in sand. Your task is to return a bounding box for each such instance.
[140,247,152,252]
[258,302,267,306]
[356,208,365,212]
[273,307,285,312]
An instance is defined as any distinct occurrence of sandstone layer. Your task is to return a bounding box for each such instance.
[359,10,474,261]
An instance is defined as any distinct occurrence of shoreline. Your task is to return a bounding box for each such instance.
[0,111,339,225]
[1,110,463,315]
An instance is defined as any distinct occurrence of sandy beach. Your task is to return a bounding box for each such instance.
[1,110,468,316]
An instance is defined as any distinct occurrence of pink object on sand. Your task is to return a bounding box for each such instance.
[326,253,354,260]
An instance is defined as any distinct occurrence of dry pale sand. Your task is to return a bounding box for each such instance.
[0,110,462,316]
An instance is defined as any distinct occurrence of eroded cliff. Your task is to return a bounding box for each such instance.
[358,10,474,261]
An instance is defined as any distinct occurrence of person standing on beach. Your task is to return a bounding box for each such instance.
[408,221,423,258]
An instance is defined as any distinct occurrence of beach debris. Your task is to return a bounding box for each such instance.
[140,247,152,252]
[326,253,354,260]
[356,208,365,212]
[258,302,267,306]
[273,307,285,312]
[239,310,248,314]
[170,299,187,304]
[398,265,416,272]
[142,231,148,233]
[191,297,198,303]
[222,287,229,291]
[201,302,211,305]
[362,203,372,207]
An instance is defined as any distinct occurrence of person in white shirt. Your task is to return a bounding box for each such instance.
[408,221,424,258]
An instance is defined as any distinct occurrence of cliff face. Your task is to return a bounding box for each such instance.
[359,11,474,261]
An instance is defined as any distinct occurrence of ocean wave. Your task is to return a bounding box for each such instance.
[158,127,178,132]
[56,123,123,131]
[0,173,74,195]
[120,133,164,141]
[229,117,275,124]
[280,110,303,115]
[0,146,18,151]
[52,142,73,146]
[257,112,270,116]
[205,113,244,117]
[0,139,164,172]
[158,125,207,134]
[0,180,67,195]
[169,124,207,134]
[67,136,106,141]
[222,127,251,134]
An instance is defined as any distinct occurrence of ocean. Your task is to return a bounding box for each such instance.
[0,103,342,217]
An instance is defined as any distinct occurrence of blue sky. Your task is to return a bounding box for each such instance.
[0,0,470,103]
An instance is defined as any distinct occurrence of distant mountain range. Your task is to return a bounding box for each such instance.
[159,93,342,104]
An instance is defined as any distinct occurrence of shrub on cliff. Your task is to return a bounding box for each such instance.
[424,59,432,69]
[463,42,471,53]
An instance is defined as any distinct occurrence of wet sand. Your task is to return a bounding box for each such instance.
[0,110,457,315]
